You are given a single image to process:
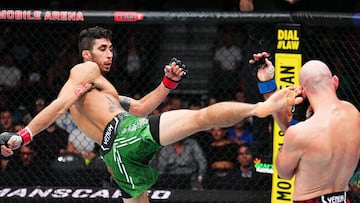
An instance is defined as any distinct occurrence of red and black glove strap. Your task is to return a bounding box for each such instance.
[162,76,179,89]
[18,127,33,146]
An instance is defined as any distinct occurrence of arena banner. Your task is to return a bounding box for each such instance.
[0,9,359,26]
[0,9,144,23]
[0,187,269,203]
[271,23,302,203]
[0,187,169,203]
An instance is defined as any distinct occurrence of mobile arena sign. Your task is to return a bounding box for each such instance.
[0,10,85,21]
[0,10,144,23]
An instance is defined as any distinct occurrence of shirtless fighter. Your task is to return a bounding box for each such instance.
[251,52,360,203]
[0,26,302,203]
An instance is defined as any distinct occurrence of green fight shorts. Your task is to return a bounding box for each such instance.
[100,113,162,198]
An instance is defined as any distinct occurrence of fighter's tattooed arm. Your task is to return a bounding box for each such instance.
[119,96,131,112]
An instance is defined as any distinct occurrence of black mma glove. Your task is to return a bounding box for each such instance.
[251,56,277,94]
[171,57,188,80]
[290,98,311,125]
[0,132,14,146]
[0,128,33,151]
[162,57,188,89]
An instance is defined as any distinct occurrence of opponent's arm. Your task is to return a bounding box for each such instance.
[250,52,276,98]
[0,62,99,155]
[275,126,302,179]
[251,52,292,131]
[251,52,309,132]
[120,58,188,117]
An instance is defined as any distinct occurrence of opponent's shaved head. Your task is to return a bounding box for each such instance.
[300,60,333,94]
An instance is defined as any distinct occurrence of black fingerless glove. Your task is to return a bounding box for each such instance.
[0,132,14,146]
[251,56,277,94]
[162,57,188,89]
[170,57,188,80]
[0,128,32,148]
[290,98,310,125]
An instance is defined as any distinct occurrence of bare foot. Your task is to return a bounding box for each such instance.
[255,86,303,118]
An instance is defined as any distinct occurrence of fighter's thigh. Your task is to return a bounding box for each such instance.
[159,109,206,146]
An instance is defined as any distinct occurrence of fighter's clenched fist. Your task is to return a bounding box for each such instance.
[0,128,33,157]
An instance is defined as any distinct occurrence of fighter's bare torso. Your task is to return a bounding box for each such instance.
[68,62,126,144]
[291,101,360,200]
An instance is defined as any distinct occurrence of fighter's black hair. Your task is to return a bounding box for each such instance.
[78,26,112,56]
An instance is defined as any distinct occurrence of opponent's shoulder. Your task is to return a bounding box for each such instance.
[285,124,300,136]
[284,122,308,143]
[340,100,359,112]
[337,100,360,121]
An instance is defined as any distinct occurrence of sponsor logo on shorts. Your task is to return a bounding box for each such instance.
[103,124,113,146]
[120,118,147,134]
[321,194,346,203]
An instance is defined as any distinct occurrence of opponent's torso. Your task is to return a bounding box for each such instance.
[293,101,360,200]
[69,74,125,144]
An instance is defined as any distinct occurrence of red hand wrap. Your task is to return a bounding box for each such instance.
[162,76,178,89]
[18,127,33,146]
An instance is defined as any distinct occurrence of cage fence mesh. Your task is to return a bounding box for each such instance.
[0,13,359,203]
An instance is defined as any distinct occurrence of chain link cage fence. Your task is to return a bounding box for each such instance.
[0,11,359,203]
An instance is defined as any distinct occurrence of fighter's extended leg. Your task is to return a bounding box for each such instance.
[158,86,302,146]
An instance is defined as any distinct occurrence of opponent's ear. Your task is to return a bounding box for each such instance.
[82,50,92,61]
[333,75,339,90]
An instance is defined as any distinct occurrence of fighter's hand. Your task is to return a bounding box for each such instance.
[255,86,303,118]
[164,58,188,81]
[249,52,274,82]
[1,145,13,157]
[0,132,23,157]
[162,58,188,89]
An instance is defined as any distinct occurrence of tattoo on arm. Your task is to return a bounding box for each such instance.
[74,83,89,97]
[119,96,131,112]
